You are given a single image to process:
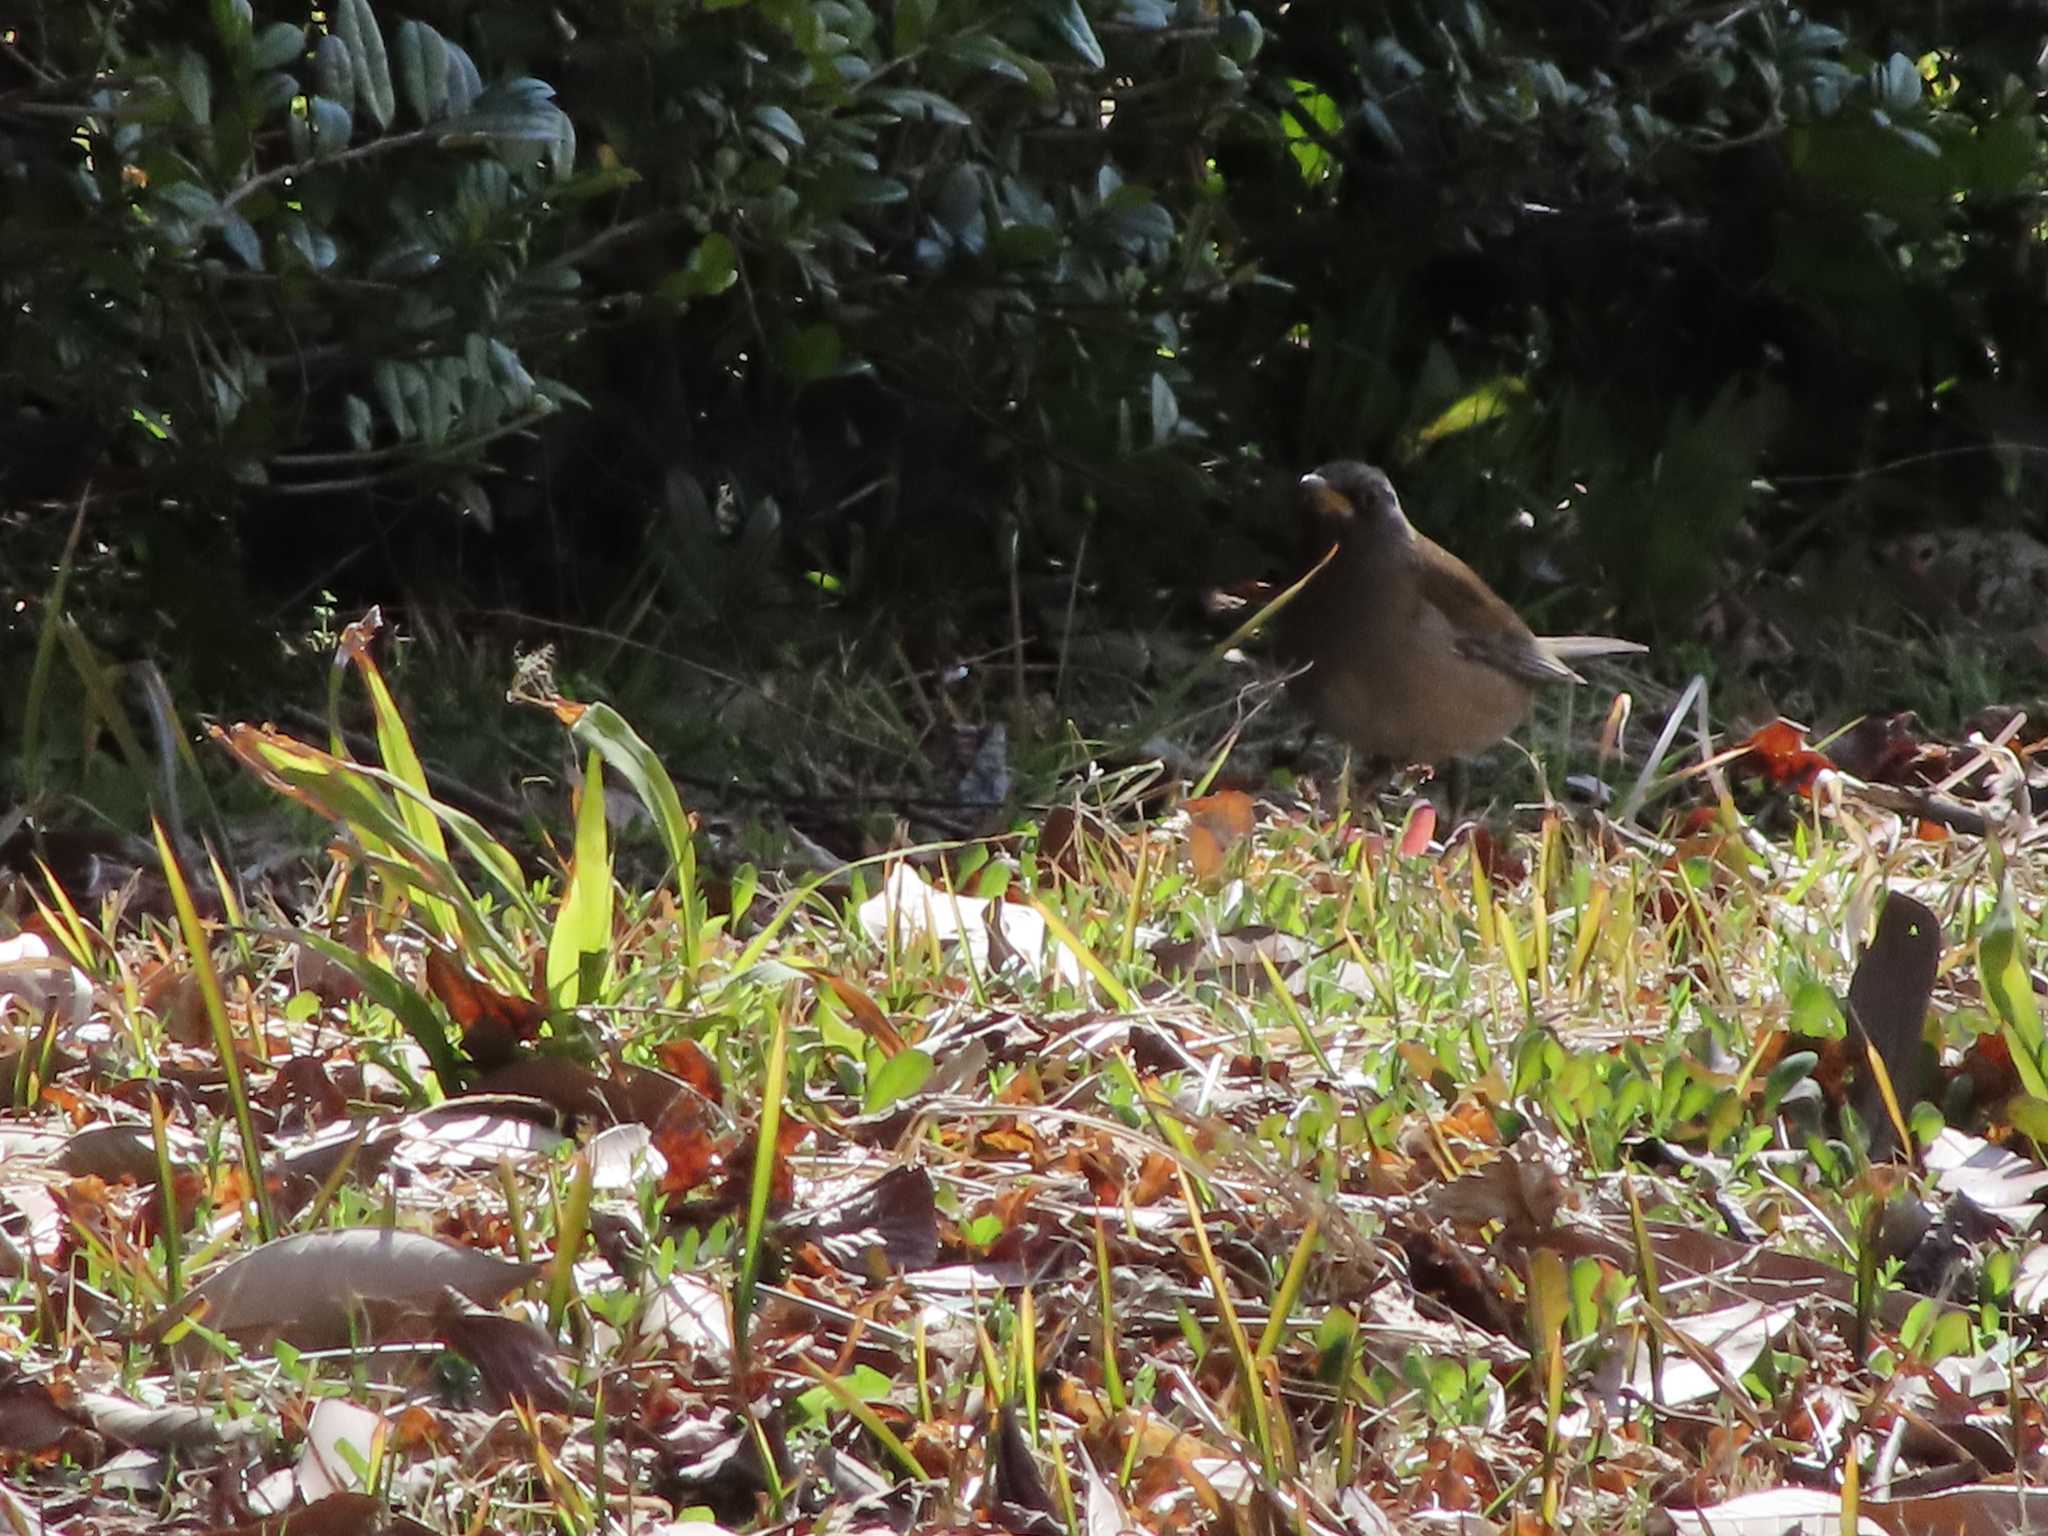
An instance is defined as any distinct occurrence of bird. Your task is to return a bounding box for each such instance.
[1275,461,1645,768]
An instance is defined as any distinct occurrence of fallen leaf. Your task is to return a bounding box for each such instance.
[152,1228,541,1351]
[1845,891,1941,1158]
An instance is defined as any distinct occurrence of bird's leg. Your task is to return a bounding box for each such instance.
[1350,755,1400,807]
[1445,758,1472,823]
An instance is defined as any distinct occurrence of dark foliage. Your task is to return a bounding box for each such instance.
[2,0,2043,656]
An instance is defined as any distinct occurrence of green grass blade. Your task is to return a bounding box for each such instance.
[153,817,275,1242]
[546,748,614,1008]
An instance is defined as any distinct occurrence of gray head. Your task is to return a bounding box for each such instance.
[1297,461,1410,543]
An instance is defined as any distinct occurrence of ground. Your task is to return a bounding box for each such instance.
[0,608,2045,1536]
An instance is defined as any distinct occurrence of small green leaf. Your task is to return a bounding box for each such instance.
[782,323,843,382]
[751,104,804,146]
[343,394,374,451]
[311,34,355,114]
[672,233,738,299]
[863,1047,933,1114]
[307,95,353,156]
[1149,372,1179,442]
[1283,82,1343,184]
[1981,878,2048,1098]
[250,22,305,71]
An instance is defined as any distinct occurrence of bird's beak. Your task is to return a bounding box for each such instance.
[1297,472,1353,523]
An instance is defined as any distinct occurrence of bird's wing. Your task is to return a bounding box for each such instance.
[1412,541,1585,688]
[1454,630,1587,687]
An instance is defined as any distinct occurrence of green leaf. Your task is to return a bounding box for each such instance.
[332,0,397,129]
[289,929,463,1091]
[547,748,615,1008]
[1149,372,1179,442]
[441,78,567,148]
[343,394,374,451]
[783,323,843,382]
[553,700,701,972]
[311,34,355,114]
[1980,877,2048,1098]
[948,36,1055,99]
[1871,52,1921,114]
[1413,375,1526,446]
[863,1047,934,1114]
[213,0,255,50]
[1042,0,1104,69]
[250,22,305,71]
[395,20,450,125]
[307,95,353,156]
[895,0,936,52]
[1283,82,1343,184]
[169,49,213,126]
[751,104,805,146]
[872,87,971,126]
[219,211,263,270]
[666,232,739,300]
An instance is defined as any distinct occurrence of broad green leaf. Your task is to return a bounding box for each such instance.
[863,1047,934,1114]
[1413,375,1526,445]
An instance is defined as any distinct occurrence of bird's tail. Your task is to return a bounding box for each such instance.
[1541,636,1649,662]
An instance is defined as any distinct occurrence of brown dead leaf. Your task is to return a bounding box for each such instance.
[150,1228,541,1351]
[1845,891,1940,1159]
[0,1367,98,1460]
[424,948,547,1070]
[780,1164,939,1275]
[199,1491,437,1536]
[436,1287,574,1412]
[1426,1149,1568,1237]
[654,1036,724,1100]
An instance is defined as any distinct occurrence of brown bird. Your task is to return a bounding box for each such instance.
[1276,461,1645,767]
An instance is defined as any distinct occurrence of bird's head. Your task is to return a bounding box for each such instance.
[1296,462,1411,563]
[1299,461,1407,530]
